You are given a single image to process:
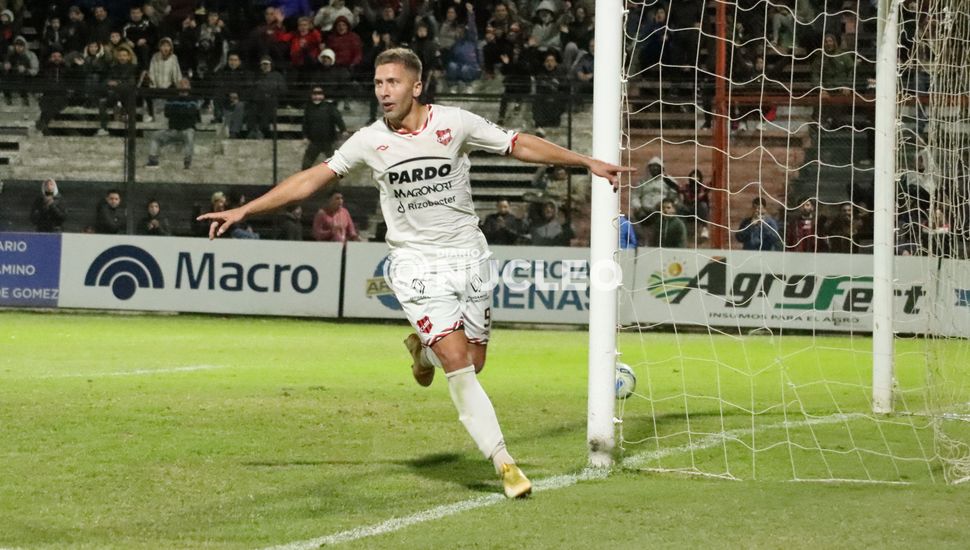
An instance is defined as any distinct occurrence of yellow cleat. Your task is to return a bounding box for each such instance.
[404,333,434,387]
[499,463,532,499]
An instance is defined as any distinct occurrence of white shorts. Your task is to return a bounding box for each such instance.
[386,256,493,347]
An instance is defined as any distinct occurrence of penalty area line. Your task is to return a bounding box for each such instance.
[36,364,229,379]
[262,469,608,550]
[265,412,860,549]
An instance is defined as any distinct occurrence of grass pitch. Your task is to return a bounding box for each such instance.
[1,311,968,549]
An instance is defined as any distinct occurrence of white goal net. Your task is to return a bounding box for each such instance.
[614,0,970,483]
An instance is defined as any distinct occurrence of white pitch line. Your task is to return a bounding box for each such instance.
[37,364,228,379]
[264,413,858,550]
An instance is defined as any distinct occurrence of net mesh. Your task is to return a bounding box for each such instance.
[616,0,970,483]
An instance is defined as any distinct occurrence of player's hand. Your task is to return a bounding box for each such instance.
[588,159,635,192]
[197,207,245,239]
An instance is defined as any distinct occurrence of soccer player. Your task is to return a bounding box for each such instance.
[198,48,632,498]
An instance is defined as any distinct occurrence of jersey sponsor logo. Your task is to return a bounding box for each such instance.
[376,144,389,151]
[392,180,453,199]
[417,315,433,334]
[435,128,453,146]
[386,156,453,185]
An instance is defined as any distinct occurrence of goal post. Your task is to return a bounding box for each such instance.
[586,0,624,468]
[592,0,970,482]
[872,0,901,414]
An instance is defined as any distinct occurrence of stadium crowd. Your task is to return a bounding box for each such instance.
[3,0,965,255]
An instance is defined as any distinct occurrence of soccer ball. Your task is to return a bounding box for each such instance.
[615,363,637,400]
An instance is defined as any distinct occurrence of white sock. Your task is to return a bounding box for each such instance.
[446,365,514,473]
[422,346,443,369]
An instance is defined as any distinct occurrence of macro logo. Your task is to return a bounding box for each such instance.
[84,245,164,300]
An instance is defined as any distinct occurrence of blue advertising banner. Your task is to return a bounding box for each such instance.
[0,232,62,308]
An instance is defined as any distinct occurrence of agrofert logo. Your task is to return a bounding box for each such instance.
[84,245,164,300]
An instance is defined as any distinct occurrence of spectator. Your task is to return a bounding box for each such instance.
[362,2,412,46]
[678,168,710,241]
[786,197,826,252]
[247,56,287,139]
[147,78,200,169]
[532,164,581,205]
[825,202,863,254]
[636,5,668,70]
[40,16,65,59]
[487,3,517,36]
[202,190,260,239]
[278,204,304,240]
[94,188,126,234]
[652,198,687,248]
[289,16,323,83]
[437,5,461,53]
[326,16,363,72]
[145,36,184,121]
[736,197,782,251]
[562,4,593,53]
[412,20,443,102]
[497,33,531,125]
[530,200,573,246]
[62,6,88,55]
[619,214,638,249]
[0,9,18,54]
[79,40,110,92]
[97,44,139,136]
[314,48,351,93]
[196,9,227,80]
[2,36,38,106]
[123,5,157,70]
[568,37,593,95]
[481,25,510,80]
[444,4,480,92]
[246,6,290,68]
[173,15,199,78]
[925,205,952,257]
[30,178,67,233]
[313,191,359,242]
[90,5,113,46]
[213,51,250,124]
[223,91,246,138]
[812,32,856,128]
[314,0,356,33]
[35,49,70,135]
[631,156,679,223]
[481,199,528,245]
[301,85,347,170]
[532,50,566,128]
[529,0,562,52]
[138,198,171,236]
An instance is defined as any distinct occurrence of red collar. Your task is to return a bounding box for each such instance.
[387,104,433,136]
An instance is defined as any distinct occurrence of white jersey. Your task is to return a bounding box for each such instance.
[325,104,518,261]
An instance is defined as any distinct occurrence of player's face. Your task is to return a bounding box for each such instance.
[374,62,422,122]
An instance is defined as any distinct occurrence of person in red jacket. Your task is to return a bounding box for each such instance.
[312,191,359,242]
[290,15,323,84]
[326,16,362,71]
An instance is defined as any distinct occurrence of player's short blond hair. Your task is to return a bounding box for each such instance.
[374,48,423,80]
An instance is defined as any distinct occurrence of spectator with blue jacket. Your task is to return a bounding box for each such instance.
[736,197,782,251]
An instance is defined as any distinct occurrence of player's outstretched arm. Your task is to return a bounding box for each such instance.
[197,162,339,239]
[509,133,634,191]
